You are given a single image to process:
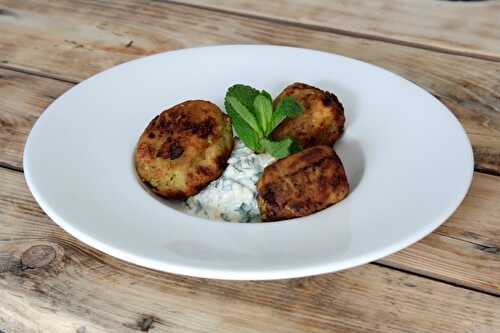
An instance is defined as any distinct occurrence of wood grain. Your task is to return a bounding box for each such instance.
[0,0,499,174]
[0,0,498,294]
[0,69,72,170]
[175,0,500,60]
[1,170,499,333]
[380,172,500,294]
[1,1,499,332]
[382,232,500,295]
[438,172,500,247]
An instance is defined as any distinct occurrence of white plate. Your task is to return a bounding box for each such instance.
[24,45,473,280]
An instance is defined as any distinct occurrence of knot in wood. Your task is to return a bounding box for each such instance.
[21,245,56,269]
[140,317,154,332]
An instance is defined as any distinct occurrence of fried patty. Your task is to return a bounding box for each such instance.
[135,100,234,199]
[257,146,349,221]
[272,82,345,148]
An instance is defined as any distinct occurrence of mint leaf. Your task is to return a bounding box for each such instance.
[226,106,262,152]
[261,137,302,159]
[226,96,263,137]
[253,93,273,135]
[269,96,303,133]
[289,139,303,154]
[226,84,259,114]
[261,90,273,102]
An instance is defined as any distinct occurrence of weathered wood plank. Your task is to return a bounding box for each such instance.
[1,170,499,333]
[175,0,500,60]
[0,0,499,173]
[0,69,72,170]
[382,232,500,295]
[380,173,500,295]
[438,172,500,247]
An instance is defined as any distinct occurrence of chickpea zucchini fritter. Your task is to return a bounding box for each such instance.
[257,146,349,221]
[272,82,345,148]
[135,100,234,199]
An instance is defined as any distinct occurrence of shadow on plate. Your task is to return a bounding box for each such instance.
[334,137,365,193]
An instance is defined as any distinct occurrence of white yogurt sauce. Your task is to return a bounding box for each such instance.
[184,139,275,222]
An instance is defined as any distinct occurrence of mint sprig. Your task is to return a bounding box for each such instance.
[225,84,303,158]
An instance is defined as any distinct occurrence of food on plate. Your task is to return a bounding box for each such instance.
[271,82,345,148]
[257,145,349,221]
[136,82,350,222]
[185,139,275,222]
[135,100,234,199]
[224,84,303,159]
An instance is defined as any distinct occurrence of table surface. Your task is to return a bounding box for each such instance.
[1,1,499,332]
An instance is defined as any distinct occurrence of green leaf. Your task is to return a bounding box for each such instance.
[226,106,262,152]
[269,96,303,133]
[226,96,263,137]
[261,137,302,159]
[253,94,273,135]
[261,90,273,102]
[226,84,260,114]
[289,140,303,154]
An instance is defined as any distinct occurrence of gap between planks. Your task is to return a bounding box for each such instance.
[373,261,500,299]
[0,161,22,173]
[156,0,500,63]
[0,63,78,84]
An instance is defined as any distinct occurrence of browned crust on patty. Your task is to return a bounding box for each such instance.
[135,100,234,199]
[257,145,349,221]
[271,82,345,148]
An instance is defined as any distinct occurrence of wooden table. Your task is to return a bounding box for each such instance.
[1,1,499,332]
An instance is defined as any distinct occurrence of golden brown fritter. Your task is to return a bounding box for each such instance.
[272,82,345,148]
[257,146,349,221]
[135,100,234,199]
